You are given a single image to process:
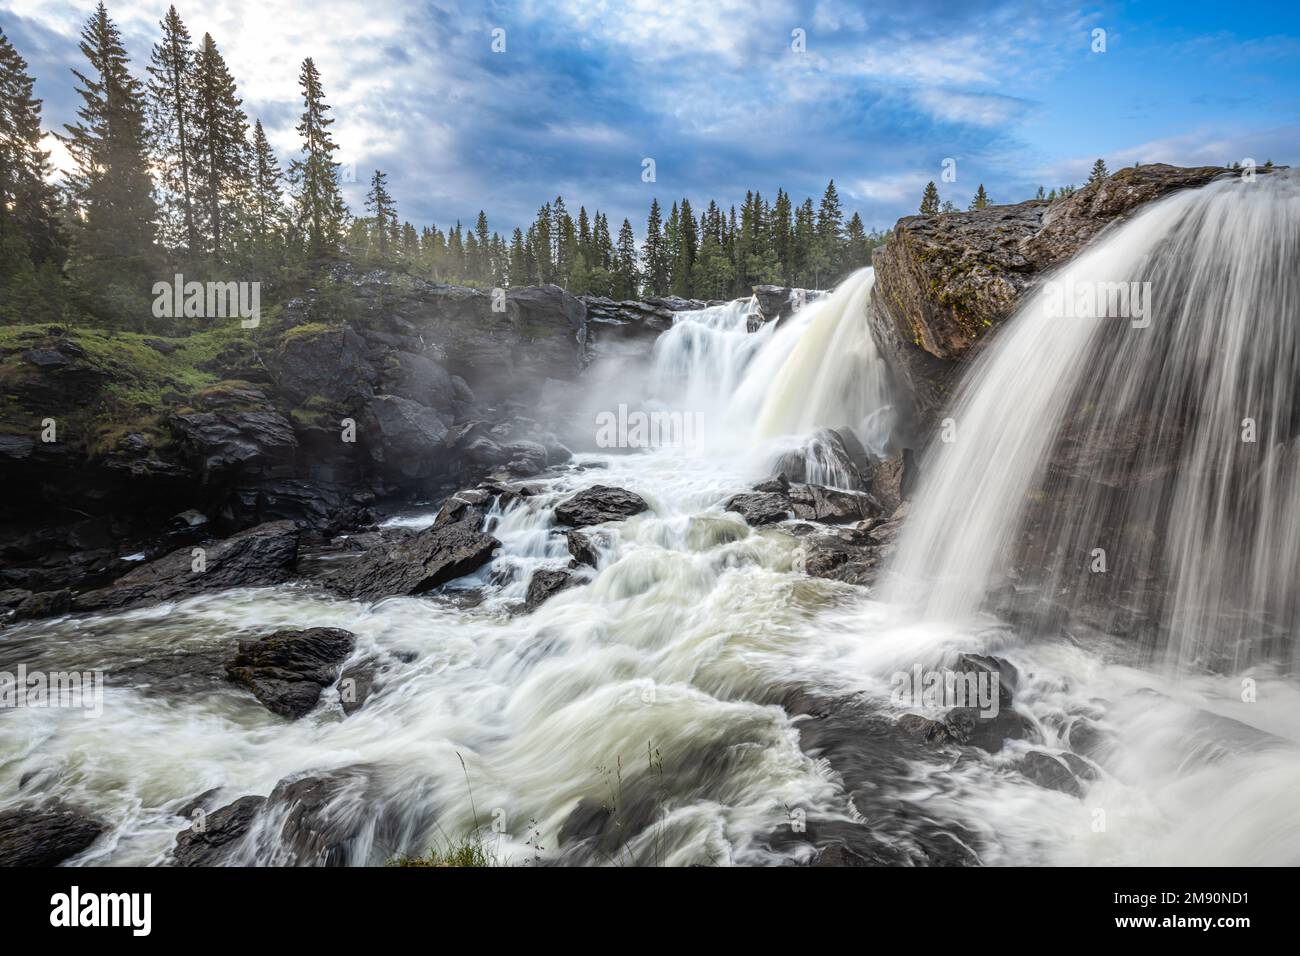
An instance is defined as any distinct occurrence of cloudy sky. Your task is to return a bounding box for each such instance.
[3,0,1298,235]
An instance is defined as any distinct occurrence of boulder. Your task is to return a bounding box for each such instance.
[225,627,357,719]
[73,520,300,614]
[727,477,881,528]
[269,324,377,408]
[361,394,450,482]
[566,530,609,568]
[723,490,792,526]
[524,568,576,610]
[172,794,267,866]
[554,485,649,528]
[169,382,298,483]
[941,705,1036,753]
[0,804,104,866]
[322,518,500,601]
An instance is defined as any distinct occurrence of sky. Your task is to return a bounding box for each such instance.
[2,0,1298,236]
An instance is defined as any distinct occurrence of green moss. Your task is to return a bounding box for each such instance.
[278,320,336,344]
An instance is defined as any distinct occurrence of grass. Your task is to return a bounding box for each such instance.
[387,834,501,868]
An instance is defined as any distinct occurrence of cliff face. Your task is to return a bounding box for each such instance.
[869,164,1253,424]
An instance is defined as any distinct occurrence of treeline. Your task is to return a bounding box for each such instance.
[0,3,885,331]
[425,183,886,300]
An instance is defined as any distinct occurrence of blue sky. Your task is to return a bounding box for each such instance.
[2,0,1297,236]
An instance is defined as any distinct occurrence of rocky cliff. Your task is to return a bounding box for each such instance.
[869,164,1269,426]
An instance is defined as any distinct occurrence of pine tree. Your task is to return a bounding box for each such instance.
[920,181,940,215]
[970,184,990,209]
[60,2,158,323]
[1088,158,1109,186]
[815,180,844,285]
[289,57,345,261]
[364,169,395,263]
[473,210,490,283]
[191,33,250,263]
[147,6,198,254]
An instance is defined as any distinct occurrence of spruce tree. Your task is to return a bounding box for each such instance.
[970,184,990,209]
[289,57,345,261]
[61,2,158,323]
[672,197,697,297]
[250,119,285,259]
[642,199,670,296]
[147,6,198,254]
[0,27,65,320]
[1088,158,1109,186]
[365,169,395,263]
[815,180,844,284]
[191,33,250,263]
[614,217,639,299]
[920,181,940,215]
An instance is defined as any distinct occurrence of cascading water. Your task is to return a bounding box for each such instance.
[890,171,1300,674]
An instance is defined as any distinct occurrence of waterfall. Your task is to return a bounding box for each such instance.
[890,171,1300,672]
[648,268,894,462]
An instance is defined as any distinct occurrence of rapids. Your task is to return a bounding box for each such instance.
[3,185,1299,865]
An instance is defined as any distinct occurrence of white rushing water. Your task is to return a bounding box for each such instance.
[3,198,1299,866]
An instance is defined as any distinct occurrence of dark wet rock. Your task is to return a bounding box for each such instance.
[942,705,1036,753]
[73,520,300,614]
[524,568,576,610]
[724,490,792,526]
[360,394,450,482]
[225,627,357,719]
[554,485,648,528]
[566,529,609,568]
[774,427,873,492]
[895,712,956,745]
[172,794,267,866]
[322,518,500,601]
[338,659,378,716]
[12,588,72,620]
[780,689,982,865]
[1020,751,1086,798]
[432,489,493,531]
[729,476,881,529]
[872,448,917,512]
[800,528,885,587]
[956,653,1019,709]
[747,285,822,331]
[169,382,298,482]
[378,350,457,409]
[581,294,708,344]
[1065,716,1108,759]
[0,803,104,866]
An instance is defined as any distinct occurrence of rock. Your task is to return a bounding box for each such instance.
[323,518,500,601]
[172,794,267,866]
[0,804,104,866]
[566,530,609,568]
[1020,751,1086,797]
[270,324,377,408]
[12,588,72,620]
[747,285,822,331]
[870,164,1258,421]
[896,713,955,745]
[800,527,886,587]
[524,568,576,610]
[169,382,298,483]
[338,660,378,716]
[773,427,872,491]
[788,484,882,524]
[225,627,357,719]
[724,490,792,525]
[955,653,1018,709]
[941,705,1036,753]
[361,394,450,482]
[728,479,881,528]
[73,520,300,613]
[554,485,649,528]
[873,448,917,512]
[378,350,457,409]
